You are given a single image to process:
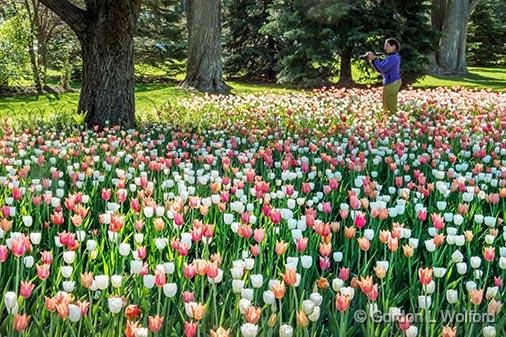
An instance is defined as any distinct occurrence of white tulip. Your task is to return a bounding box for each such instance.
[470,256,482,269]
[452,250,464,263]
[340,287,355,300]
[244,258,255,270]
[164,262,175,274]
[302,300,315,315]
[95,275,109,290]
[68,304,81,322]
[4,292,17,309]
[301,255,313,269]
[63,281,75,292]
[86,239,97,251]
[332,278,344,292]
[61,266,73,278]
[424,239,436,252]
[111,275,123,288]
[446,289,458,304]
[232,279,245,293]
[424,281,435,294]
[433,267,446,278]
[456,262,467,275]
[163,283,178,297]
[23,256,34,268]
[250,274,264,288]
[240,323,258,337]
[465,281,477,292]
[241,288,254,301]
[333,252,343,262]
[134,233,144,244]
[135,328,148,337]
[364,229,374,240]
[239,298,251,314]
[143,274,155,289]
[63,251,76,264]
[308,306,320,321]
[130,260,143,274]
[500,257,506,270]
[483,326,496,337]
[286,257,299,269]
[406,325,418,337]
[485,235,495,245]
[30,232,41,245]
[22,216,33,227]
[118,243,131,256]
[143,207,154,218]
[263,290,275,305]
[155,238,167,250]
[279,324,293,337]
[108,297,123,314]
[310,292,323,306]
[454,235,465,246]
[486,287,498,300]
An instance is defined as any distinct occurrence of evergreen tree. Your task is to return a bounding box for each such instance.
[467,0,506,66]
[262,0,341,87]
[136,0,186,76]
[223,0,279,81]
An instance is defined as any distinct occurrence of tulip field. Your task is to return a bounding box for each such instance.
[1,87,506,337]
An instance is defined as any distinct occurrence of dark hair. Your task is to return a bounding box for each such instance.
[386,38,400,51]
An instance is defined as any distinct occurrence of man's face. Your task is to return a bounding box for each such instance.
[384,41,396,54]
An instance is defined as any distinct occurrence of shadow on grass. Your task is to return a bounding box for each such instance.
[421,70,506,89]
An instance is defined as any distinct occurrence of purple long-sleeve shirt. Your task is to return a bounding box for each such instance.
[372,52,401,85]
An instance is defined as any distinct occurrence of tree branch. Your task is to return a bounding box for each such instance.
[38,0,88,34]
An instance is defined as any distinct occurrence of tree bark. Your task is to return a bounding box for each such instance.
[337,51,354,87]
[183,0,229,93]
[79,2,138,128]
[24,0,45,94]
[38,0,140,128]
[432,0,481,75]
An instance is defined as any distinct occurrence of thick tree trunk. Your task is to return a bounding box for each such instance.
[337,51,354,87]
[432,0,481,75]
[183,0,229,93]
[79,3,138,128]
[39,0,140,128]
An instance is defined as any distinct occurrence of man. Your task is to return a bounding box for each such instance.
[366,38,401,116]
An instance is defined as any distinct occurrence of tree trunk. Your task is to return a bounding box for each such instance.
[28,40,44,94]
[38,0,140,128]
[79,3,138,128]
[337,51,354,87]
[183,0,229,93]
[25,0,44,94]
[432,0,481,75]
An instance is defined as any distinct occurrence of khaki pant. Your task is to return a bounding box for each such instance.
[382,79,401,114]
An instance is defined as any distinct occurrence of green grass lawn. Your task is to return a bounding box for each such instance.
[1,66,504,121]
[412,66,506,90]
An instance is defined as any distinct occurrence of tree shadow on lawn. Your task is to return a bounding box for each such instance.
[430,72,506,87]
